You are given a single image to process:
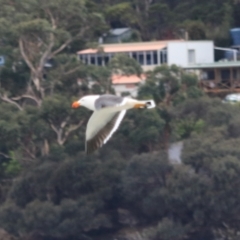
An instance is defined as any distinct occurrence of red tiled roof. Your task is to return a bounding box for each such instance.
[112,74,146,84]
[78,40,183,54]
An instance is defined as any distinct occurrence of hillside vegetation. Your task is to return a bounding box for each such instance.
[0,0,240,239]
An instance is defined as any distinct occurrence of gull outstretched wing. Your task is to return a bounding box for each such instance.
[85,110,126,154]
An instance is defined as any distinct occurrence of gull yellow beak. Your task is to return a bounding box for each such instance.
[72,101,81,108]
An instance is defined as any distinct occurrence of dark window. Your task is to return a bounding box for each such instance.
[138,52,144,65]
[207,70,215,80]
[132,52,137,60]
[165,52,168,63]
[161,51,167,63]
[80,55,87,63]
[153,51,158,64]
[90,55,96,65]
[160,51,166,63]
[81,55,88,64]
[221,69,230,82]
[233,69,237,79]
[104,56,109,64]
[146,51,152,65]
[97,56,102,66]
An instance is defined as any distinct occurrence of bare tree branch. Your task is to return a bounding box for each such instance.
[39,32,55,72]
[49,117,84,146]
[62,120,84,144]
[49,120,64,145]
[49,120,59,135]
[0,152,10,159]
[19,38,43,92]
[12,94,41,106]
[19,38,36,75]
[49,25,89,59]
[45,8,57,29]
[49,38,72,59]
[39,9,56,72]
[60,116,70,128]
[21,144,36,160]
[64,66,82,75]
[42,139,49,156]
[0,94,23,111]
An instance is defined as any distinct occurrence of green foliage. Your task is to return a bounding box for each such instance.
[19,197,112,238]
[41,95,71,125]
[171,96,231,130]
[180,20,206,40]
[108,53,143,76]
[0,0,240,239]
[0,202,22,235]
[122,152,172,219]
[105,2,137,26]
[174,118,205,139]
[2,152,21,176]
[87,65,113,94]
[138,65,197,105]
[144,218,190,240]
[181,73,198,87]
[16,19,52,35]
[147,3,173,37]
[128,110,165,151]
[0,103,20,152]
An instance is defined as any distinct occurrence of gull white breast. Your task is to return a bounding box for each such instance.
[72,94,155,154]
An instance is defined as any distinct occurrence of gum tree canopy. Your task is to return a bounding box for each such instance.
[0,0,106,159]
[0,0,105,107]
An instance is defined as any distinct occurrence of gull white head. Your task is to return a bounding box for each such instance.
[72,95,99,111]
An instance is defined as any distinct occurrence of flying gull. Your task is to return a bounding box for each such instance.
[72,94,155,154]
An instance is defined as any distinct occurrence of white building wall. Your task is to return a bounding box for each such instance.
[113,84,139,97]
[167,41,214,68]
[142,65,158,71]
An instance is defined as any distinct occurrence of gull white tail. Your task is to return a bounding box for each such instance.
[72,94,157,154]
[143,100,156,109]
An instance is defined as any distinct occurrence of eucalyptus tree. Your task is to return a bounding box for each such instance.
[137,65,202,148]
[0,0,105,106]
[0,0,107,158]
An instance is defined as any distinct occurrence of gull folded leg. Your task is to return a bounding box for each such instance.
[134,100,156,109]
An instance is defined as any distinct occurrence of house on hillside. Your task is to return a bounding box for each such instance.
[77,40,215,96]
[186,61,240,94]
[183,28,240,94]
[77,40,214,71]
[77,39,240,95]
